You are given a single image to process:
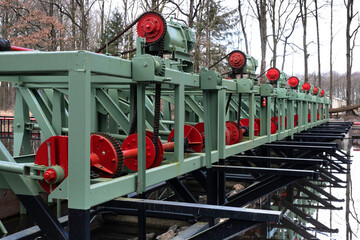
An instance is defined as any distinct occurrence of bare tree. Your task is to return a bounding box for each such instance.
[248,0,267,82]
[299,0,309,82]
[345,0,359,110]
[329,0,333,106]
[314,0,321,88]
[238,0,249,54]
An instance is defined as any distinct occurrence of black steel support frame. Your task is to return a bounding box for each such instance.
[3,123,352,240]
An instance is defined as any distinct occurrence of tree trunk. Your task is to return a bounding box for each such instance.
[346,0,353,111]
[329,0,333,107]
[205,0,211,67]
[238,0,249,54]
[314,0,321,88]
[71,0,77,49]
[300,0,308,82]
[259,0,267,82]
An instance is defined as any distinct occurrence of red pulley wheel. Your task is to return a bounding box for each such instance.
[240,119,259,136]
[145,131,164,168]
[194,122,232,146]
[226,121,240,144]
[266,68,280,82]
[35,136,68,193]
[168,125,203,152]
[122,133,156,171]
[136,12,166,43]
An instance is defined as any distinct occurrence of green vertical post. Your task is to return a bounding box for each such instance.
[108,89,120,133]
[137,83,146,194]
[218,89,226,159]
[266,97,271,141]
[249,93,255,141]
[68,69,91,239]
[174,84,185,170]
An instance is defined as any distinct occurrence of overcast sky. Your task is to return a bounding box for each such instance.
[110,0,360,76]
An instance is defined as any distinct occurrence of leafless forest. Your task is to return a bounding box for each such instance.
[0,0,359,112]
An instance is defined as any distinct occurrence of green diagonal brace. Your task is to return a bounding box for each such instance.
[96,88,130,135]
[18,87,56,140]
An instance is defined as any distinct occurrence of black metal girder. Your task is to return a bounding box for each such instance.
[212,165,318,179]
[228,155,325,165]
[294,196,344,203]
[263,144,335,152]
[310,177,345,188]
[16,195,69,240]
[293,135,344,141]
[294,183,341,210]
[315,167,346,183]
[329,151,351,164]
[293,204,342,209]
[166,177,198,203]
[280,215,319,240]
[299,179,344,202]
[188,220,262,239]
[227,175,302,207]
[104,198,281,222]
[275,141,338,147]
[191,169,207,190]
[276,197,338,233]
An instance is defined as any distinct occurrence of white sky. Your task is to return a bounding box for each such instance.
[109,0,360,75]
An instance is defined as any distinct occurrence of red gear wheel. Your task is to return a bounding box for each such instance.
[228,50,247,69]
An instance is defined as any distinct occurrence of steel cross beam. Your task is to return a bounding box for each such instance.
[228,155,325,165]
[294,183,341,210]
[299,179,344,202]
[211,165,318,178]
[280,215,319,240]
[105,198,282,222]
[274,196,338,233]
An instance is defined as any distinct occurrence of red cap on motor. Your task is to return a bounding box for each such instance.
[313,86,319,95]
[266,68,280,83]
[137,12,166,43]
[302,82,311,92]
[228,50,247,69]
[321,89,325,96]
[288,76,299,88]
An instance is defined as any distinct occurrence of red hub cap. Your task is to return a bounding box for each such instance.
[228,50,247,69]
[266,68,280,82]
[137,12,166,43]
[302,82,311,92]
[313,87,319,95]
[122,133,156,171]
[288,76,299,88]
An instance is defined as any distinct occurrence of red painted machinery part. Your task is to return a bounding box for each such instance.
[308,113,311,122]
[167,124,203,153]
[11,46,33,51]
[145,131,164,168]
[302,82,311,92]
[35,136,68,193]
[228,50,247,69]
[266,68,280,82]
[255,118,277,134]
[136,12,166,43]
[313,86,319,95]
[226,121,240,144]
[239,119,260,136]
[122,133,156,171]
[288,76,299,88]
[35,134,122,193]
[194,122,232,145]
[321,89,325,96]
